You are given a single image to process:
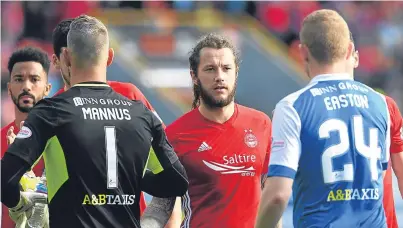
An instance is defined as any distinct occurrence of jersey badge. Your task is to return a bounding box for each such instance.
[244,129,258,148]
[16,126,32,139]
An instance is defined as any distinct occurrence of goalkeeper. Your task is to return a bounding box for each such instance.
[2,15,188,228]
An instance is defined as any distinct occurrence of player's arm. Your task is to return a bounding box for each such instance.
[388,98,403,198]
[140,197,176,228]
[261,115,281,228]
[255,101,301,228]
[1,99,57,208]
[5,121,44,172]
[134,87,182,227]
[142,109,183,227]
[163,129,184,228]
[392,152,403,198]
[147,111,182,228]
[165,197,182,228]
[141,108,189,198]
[261,117,272,189]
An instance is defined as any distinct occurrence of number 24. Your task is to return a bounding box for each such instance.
[320,116,382,184]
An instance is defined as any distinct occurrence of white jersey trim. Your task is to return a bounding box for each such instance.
[181,192,192,228]
[380,94,391,165]
[269,82,318,171]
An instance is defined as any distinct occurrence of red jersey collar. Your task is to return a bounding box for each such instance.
[196,104,238,127]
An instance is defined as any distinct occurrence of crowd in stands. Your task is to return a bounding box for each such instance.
[2,1,402,126]
[261,1,403,107]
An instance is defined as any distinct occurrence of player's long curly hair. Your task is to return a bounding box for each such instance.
[189,33,241,109]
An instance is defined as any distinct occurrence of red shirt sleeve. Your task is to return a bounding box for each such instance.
[1,122,18,158]
[53,88,65,97]
[386,96,403,153]
[262,117,272,175]
[129,85,155,112]
[109,81,155,111]
[138,192,147,216]
[109,81,166,129]
[1,126,10,158]
[165,123,183,159]
[1,124,16,227]
[165,125,175,148]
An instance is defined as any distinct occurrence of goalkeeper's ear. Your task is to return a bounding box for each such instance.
[107,48,114,67]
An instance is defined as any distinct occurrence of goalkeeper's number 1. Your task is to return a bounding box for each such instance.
[105,126,118,189]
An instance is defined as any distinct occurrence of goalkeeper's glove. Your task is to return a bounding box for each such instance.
[9,191,47,227]
[9,204,49,228]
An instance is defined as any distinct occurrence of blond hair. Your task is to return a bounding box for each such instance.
[67,15,109,68]
[300,9,351,64]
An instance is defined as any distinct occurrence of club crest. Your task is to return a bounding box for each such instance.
[244,129,258,148]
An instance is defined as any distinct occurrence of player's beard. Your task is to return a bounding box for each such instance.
[10,90,38,113]
[198,78,237,109]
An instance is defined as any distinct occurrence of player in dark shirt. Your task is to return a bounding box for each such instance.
[1,15,188,228]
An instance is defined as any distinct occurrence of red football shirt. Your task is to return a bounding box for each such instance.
[1,122,46,228]
[54,81,160,215]
[166,104,272,228]
[384,96,403,228]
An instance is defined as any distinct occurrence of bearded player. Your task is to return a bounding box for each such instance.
[164,33,275,228]
[1,47,51,228]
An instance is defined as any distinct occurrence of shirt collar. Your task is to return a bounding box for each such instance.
[309,73,353,84]
[72,81,110,87]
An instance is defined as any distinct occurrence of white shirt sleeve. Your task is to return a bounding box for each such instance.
[268,100,302,179]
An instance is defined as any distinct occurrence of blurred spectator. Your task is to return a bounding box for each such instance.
[2,0,402,125]
[259,2,291,36]
[19,2,60,42]
[258,1,403,108]
[62,1,98,18]
[1,1,97,126]
[172,1,194,11]
[244,1,257,18]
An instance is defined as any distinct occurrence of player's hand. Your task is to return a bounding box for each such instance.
[9,210,28,228]
[7,126,16,145]
[42,204,50,228]
[9,191,47,217]
[7,121,24,145]
[9,203,49,228]
[26,204,50,228]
